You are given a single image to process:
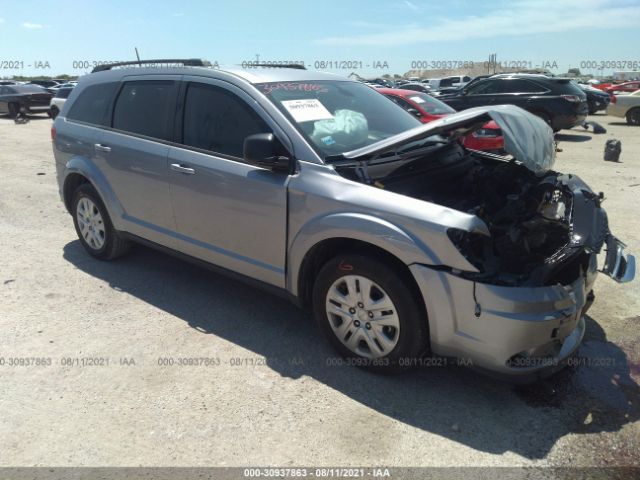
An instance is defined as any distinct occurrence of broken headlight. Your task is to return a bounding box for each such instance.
[447,228,491,272]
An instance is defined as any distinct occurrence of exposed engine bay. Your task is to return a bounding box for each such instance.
[334,142,609,287]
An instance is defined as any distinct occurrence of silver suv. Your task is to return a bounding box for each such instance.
[52,59,635,380]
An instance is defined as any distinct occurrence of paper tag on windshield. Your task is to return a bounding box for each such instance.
[281,99,333,123]
[409,96,426,104]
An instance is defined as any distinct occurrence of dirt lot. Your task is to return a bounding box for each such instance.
[0,113,638,469]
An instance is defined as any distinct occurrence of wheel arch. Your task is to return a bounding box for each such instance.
[288,213,441,309]
[62,157,124,228]
[296,237,428,313]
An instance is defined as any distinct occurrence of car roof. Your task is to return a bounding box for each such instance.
[83,65,348,85]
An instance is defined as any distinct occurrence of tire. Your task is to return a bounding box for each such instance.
[532,111,557,131]
[71,184,131,260]
[49,106,59,119]
[626,108,640,126]
[312,254,428,373]
[8,102,19,119]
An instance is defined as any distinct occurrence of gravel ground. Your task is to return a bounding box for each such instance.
[0,113,638,469]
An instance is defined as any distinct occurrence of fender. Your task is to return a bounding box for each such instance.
[63,155,126,230]
[287,212,447,296]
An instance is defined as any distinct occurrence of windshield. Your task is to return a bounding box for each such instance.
[257,81,420,158]
[404,93,455,115]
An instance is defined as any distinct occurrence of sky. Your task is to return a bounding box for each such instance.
[0,0,639,78]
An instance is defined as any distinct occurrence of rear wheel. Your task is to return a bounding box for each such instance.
[626,108,640,126]
[312,254,428,373]
[71,184,131,260]
[8,102,19,119]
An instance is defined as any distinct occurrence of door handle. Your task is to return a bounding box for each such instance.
[170,163,196,175]
[94,143,111,153]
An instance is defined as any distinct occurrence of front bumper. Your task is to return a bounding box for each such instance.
[410,242,634,379]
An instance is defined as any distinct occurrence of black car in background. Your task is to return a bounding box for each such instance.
[438,74,588,131]
[578,83,611,114]
[0,84,53,117]
[27,79,60,89]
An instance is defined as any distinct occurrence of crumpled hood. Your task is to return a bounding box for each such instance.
[334,104,556,175]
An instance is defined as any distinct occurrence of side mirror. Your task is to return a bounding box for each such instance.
[243,133,291,172]
[407,108,422,117]
[462,89,469,96]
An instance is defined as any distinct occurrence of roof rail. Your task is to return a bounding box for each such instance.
[244,63,306,70]
[91,59,211,73]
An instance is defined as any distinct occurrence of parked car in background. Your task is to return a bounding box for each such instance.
[0,84,53,117]
[27,79,61,89]
[0,80,17,86]
[578,83,611,114]
[424,76,472,95]
[604,81,640,95]
[608,90,640,125]
[49,86,74,119]
[398,82,432,94]
[439,74,588,131]
[378,88,504,151]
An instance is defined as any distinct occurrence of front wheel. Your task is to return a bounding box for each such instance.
[626,108,640,126]
[312,254,428,373]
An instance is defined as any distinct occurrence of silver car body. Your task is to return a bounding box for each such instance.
[52,66,635,379]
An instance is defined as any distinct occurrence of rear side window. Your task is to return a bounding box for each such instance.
[67,82,118,126]
[468,79,500,95]
[496,79,547,94]
[113,81,177,141]
[55,88,73,99]
[182,83,270,158]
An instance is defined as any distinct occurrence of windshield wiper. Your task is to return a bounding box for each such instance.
[325,138,449,165]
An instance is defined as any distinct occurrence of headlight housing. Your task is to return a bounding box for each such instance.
[447,228,491,272]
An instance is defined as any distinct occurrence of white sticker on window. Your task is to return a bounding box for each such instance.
[281,99,334,123]
[409,96,426,104]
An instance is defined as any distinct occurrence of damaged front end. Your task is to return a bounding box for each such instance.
[329,105,634,378]
[330,104,635,288]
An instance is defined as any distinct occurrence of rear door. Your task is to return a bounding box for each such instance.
[167,78,291,287]
[97,76,180,246]
[0,87,8,114]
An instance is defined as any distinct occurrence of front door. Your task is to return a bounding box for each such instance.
[167,79,291,287]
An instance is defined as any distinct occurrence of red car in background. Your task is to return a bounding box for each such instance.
[377,88,504,152]
[604,81,640,95]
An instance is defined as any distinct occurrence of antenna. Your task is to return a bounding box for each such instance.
[135,47,141,65]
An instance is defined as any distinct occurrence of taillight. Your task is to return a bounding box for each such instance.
[611,95,617,104]
[50,126,56,140]
[561,94,582,103]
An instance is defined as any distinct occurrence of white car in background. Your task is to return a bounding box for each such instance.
[48,85,74,119]
[608,90,640,125]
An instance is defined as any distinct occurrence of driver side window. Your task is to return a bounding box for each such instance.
[182,83,271,159]
[467,80,500,95]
